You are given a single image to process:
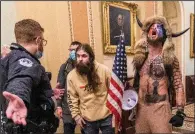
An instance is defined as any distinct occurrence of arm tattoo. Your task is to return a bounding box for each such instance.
[173,57,185,108]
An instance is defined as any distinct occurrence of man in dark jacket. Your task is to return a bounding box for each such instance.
[56,41,84,134]
[2,19,64,134]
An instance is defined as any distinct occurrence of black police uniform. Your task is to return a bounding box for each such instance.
[2,43,58,133]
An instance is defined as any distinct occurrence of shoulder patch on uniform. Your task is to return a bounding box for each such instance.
[19,58,33,67]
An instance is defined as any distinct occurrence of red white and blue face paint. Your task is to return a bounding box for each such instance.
[148,23,164,41]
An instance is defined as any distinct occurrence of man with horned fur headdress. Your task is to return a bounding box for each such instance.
[132,15,189,133]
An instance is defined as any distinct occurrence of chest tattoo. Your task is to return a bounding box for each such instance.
[140,55,167,103]
[149,55,165,94]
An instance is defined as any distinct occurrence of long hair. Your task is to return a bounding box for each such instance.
[76,44,100,92]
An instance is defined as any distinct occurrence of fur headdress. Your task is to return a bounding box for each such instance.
[133,15,189,70]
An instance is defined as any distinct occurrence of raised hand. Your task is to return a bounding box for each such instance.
[3,91,27,126]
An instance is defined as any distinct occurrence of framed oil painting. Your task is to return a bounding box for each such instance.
[190,13,194,58]
[102,1,137,54]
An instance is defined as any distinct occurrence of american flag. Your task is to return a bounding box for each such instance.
[106,37,127,127]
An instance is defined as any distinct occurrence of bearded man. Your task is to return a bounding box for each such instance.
[133,16,189,133]
[67,44,114,134]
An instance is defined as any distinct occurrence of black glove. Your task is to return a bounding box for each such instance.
[169,110,186,127]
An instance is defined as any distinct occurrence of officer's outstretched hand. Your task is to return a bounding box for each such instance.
[53,82,65,99]
[3,91,27,126]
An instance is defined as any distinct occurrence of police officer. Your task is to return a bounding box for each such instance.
[2,19,64,133]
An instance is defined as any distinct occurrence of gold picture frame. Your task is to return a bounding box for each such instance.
[190,13,194,58]
[102,1,138,54]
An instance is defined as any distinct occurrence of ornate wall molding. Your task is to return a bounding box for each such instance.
[155,1,163,16]
[154,1,157,15]
[68,1,74,42]
[87,1,95,52]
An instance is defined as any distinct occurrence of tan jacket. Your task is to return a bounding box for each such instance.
[67,61,111,121]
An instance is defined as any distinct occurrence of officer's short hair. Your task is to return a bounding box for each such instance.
[14,19,44,43]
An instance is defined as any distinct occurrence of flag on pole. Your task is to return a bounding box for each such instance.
[106,35,127,128]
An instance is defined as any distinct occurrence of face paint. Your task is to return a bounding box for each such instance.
[147,23,165,45]
[148,24,164,40]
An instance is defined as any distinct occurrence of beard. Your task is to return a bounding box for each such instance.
[147,36,165,46]
[76,61,92,75]
[76,61,100,92]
